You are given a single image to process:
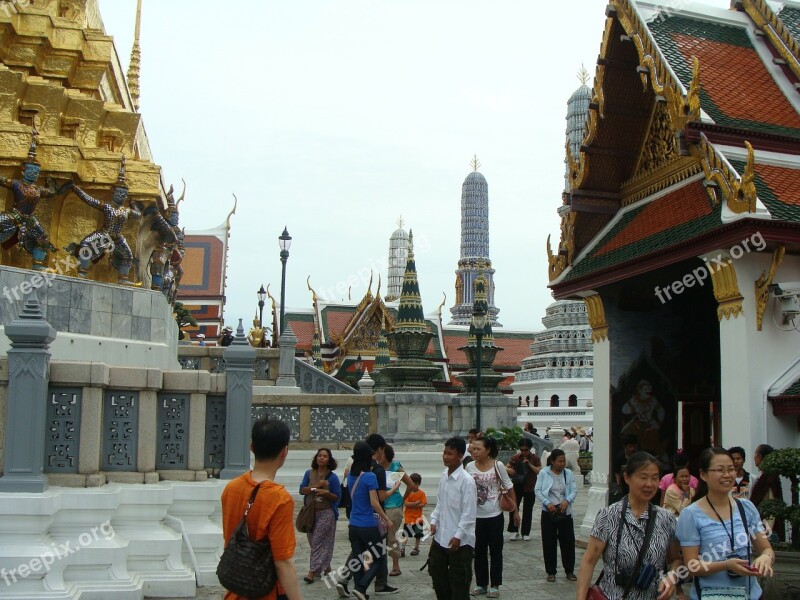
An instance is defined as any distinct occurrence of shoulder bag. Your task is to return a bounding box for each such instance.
[351,472,388,536]
[693,499,750,600]
[295,494,316,534]
[493,461,517,512]
[217,483,278,598]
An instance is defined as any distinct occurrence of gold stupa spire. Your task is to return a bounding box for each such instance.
[127,0,143,111]
[578,64,589,86]
[471,155,481,172]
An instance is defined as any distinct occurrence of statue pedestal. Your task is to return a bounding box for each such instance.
[375,392,452,444]
[452,393,517,435]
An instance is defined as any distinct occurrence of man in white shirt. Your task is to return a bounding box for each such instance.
[428,437,477,600]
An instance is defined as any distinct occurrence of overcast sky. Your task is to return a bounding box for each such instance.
[99,0,731,332]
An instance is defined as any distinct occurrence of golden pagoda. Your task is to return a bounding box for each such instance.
[0,0,168,285]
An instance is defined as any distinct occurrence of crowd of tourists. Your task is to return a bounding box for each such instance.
[218,419,781,600]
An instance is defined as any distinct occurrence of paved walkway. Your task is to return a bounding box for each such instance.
[158,482,596,600]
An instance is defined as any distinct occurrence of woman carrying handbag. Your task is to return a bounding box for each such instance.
[465,437,520,598]
[576,451,681,600]
[535,449,578,582]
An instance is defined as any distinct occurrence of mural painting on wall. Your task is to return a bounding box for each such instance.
[611,352,676,468]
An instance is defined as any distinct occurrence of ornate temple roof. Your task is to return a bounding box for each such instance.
[548,0,800,294]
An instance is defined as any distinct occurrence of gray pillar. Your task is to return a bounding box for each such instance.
[275,323,298,388]
[220,319,256,480]
[0,291,56,493]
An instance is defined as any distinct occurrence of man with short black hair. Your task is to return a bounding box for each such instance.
[729,446,751,499]
[428,437,477,600]
[463,429,481,467]
[220,418,301,600]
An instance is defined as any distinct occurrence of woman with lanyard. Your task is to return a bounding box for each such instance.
[535,449,578,583]
[676,447,775,600]
[576,451,680,600]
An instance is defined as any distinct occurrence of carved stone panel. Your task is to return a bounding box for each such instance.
[156,393,189,470]
[204,396,225,470]
[251,406,300,440]
[253,359,269,380]
[44,387,81,473]
[310,407,370,442]
[102,390,139,471]
[178,357,200,370]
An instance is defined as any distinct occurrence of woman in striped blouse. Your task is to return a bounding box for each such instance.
[576,451,680,600]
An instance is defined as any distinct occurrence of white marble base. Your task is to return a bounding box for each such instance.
[0,481,225,599]
[578,470,609,542]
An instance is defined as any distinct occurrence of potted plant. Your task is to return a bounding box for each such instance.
[484,426,524,464]
[756,447,800,599]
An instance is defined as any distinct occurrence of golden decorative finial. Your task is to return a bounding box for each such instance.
[578,64,589,86]
[226,193,237,230]
[376,273,381,297]
[127,0,143,111]
[397,215,404,229]
[408,229,415,260]
[471,155,481,172]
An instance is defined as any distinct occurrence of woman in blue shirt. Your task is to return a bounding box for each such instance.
[347,441,393,600]
[535,449,578,582]
[676,447,776,600]
[299,448,342,584]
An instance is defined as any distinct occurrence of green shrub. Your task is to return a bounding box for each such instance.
[484,426,524,451]
[758,448,800,550]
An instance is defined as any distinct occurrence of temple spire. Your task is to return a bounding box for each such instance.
[127,0,143,111]
[471,154,481,172]
[578,64,589,85]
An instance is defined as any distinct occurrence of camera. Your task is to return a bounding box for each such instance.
[726,553,742,578]
[614,564,657,590]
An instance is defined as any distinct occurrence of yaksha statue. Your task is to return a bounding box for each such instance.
[0,128,65,270]
[146,180,185,300]
[63,155,142,284]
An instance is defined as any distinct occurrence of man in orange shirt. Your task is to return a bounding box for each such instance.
[221,418,302,600]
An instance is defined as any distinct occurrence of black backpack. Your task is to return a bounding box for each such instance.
[217,483,278,598]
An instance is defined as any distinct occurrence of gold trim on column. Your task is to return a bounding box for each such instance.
[755,245,786,331]
[583,294,609,342]
[709,259,744,321]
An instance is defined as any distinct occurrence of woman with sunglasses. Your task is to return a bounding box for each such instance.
[676,447,775,599]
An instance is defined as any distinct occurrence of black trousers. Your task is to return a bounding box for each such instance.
[428,540,474,600]
[342,529,388,589]
[474,513,504,588]
[507,486,535,537]
[540,511,575,576]
[347,525,386,593]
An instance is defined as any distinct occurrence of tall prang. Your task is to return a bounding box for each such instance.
[386,217,408,302]
[378,230,439,391]
[449,156,500,326]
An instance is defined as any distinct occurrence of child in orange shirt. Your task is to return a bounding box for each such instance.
[402,473,427,556]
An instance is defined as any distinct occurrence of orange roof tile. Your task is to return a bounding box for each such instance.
[754,164,800,208]
[595,180,712,256]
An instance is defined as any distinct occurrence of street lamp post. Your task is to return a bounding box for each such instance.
[278,227,292,335]
[471,303,487,431]
[257,284,266,328]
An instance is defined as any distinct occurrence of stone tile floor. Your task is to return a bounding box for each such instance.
[158,484,597,600]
